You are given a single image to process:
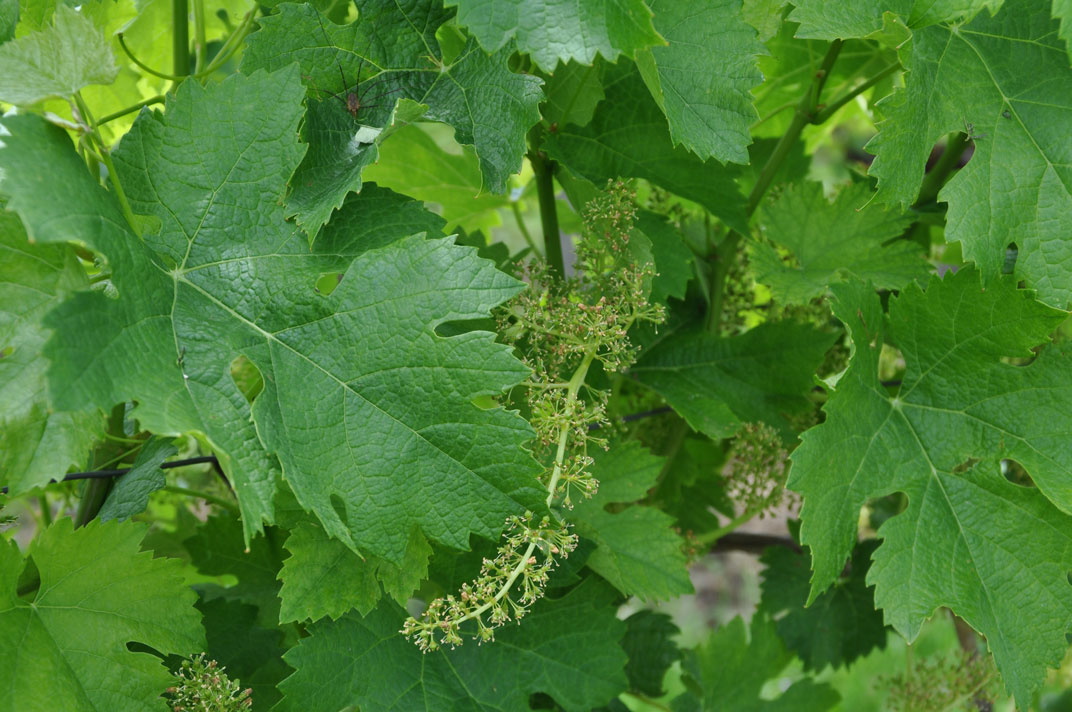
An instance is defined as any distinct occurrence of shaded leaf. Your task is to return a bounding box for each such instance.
[788,0,1002,39]
[98,435,176,522]
[544,62,748,232]
[276,579,628,712]
[622,610,681,696]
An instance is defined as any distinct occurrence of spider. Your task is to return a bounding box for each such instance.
[306,13,404,123]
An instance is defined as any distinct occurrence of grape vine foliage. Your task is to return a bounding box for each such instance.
[1,0,1071,710]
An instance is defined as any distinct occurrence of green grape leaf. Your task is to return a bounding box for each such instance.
[0,209,99,495]
[98,436,176,522]
[568,441,693,600]
[0,519,204,711]
[0,0,16,42]
[447,0,662,71]
[867,0,1072,307]
[640,0,763,164]
[276,579,628,712]
[630,322,836,439]
[752,181,928,304]
[544,63,748,232]
[649,436,732,534]
[621,610,681,696]
[242,1,543,237]
[672,615,840,712]
[741,0,790,41]
[1,68,543,561]
[1057,0,1072,61]
[363,124,512,234]
[184,514,283,627]
[788,0,1002,39]
[196,597,290,710]
[759,540,887,671]
[636,210,694,302]
[278,519,430,623]
[541,59,605,128]
[789,269,1072,706]
[0,4,116,105]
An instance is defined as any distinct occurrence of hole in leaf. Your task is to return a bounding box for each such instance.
[229,355,264,404]
[1003,242,1018,275]
[1001,459,1033,488]
[434,317,496,337]
[0,345,13,359]
[330,494,349,529]
[314,272,344,296]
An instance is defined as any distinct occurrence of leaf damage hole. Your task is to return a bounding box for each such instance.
[1002,242,1018,275]
[314,272,344,296]
[330,493,350,529]
[1001,459,1033,488]
[229,355,264,404]
[951,458,980,474]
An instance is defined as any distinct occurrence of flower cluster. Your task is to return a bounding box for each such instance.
[402,512,578,651]
[165,655,251,712]
[403,180,664,650]
[724,422,796,517]
[883,651,997,711]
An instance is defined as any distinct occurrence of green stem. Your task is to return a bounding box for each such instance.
[810,61,900,125]
[97,95,165,125]
[511,199,540,254]
[695,509,758,546]
[118,33,185,81]
[915,131,969,207]
[530,151,564,278]
[173,0,190,77]
[192,0,206,74]
[37,493,52,527]
[73,92,142,237]
[162,485,239,513]
[621,691,673,712]
[703,39,844,333]
[455,348,595,627]
[198,10,256,77]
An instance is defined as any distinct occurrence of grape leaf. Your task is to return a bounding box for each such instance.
[636,209,694,302]
[621,610,681,696]
[639,0,763,164]
[759,539,887,671]
[1,68,544,562]
[630,322,836,439]
[568,440,693,600]
[98,435,176,522]
[1057,0,1072,61]
[196,597,290,711]
[751,181,928,304]
[741,0,790,41]
[0,4,116,105]
[277,519,430,623]
[544,62,748,232]
[276,579,628,712]
[447,0,662,71]
[789,269,1072,706]
[788,0,1002,39]
[0,0,16,42]
[541,58,606,128]
[0,519,203,711]
[867,0,1072,308]
[0,209,99,495]
[672,615,840,712]
[242,1,543,236]
[363,124,512,234]
[184,513,284,627]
